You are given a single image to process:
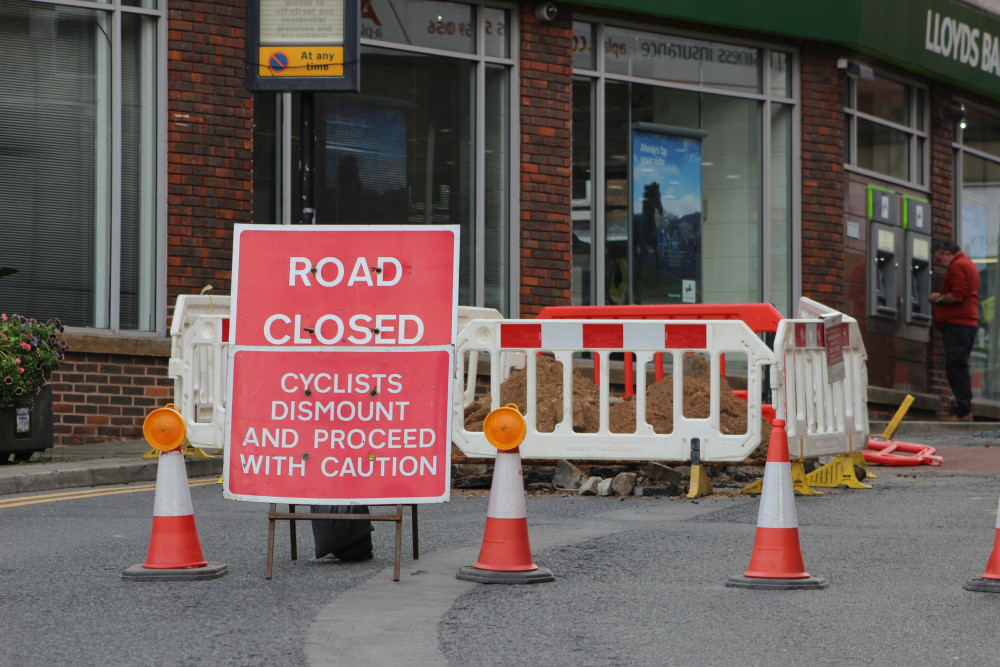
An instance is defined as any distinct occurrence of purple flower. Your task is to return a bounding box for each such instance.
[3,377,11,385]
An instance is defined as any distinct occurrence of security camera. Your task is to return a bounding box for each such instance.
[535,2,557,22]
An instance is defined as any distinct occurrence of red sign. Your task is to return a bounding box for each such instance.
[230,225,458,347]
[224,348,453,504]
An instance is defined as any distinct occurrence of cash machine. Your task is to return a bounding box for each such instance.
[868,186,901,319]
[903,196,932,326]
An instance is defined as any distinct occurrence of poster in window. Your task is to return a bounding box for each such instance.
[631,127,703,304]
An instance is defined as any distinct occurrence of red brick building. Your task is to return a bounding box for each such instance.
[4,0,1000,447]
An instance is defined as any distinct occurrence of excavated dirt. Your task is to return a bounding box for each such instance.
[463,354,770,459]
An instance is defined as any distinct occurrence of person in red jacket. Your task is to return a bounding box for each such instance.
[929,240,980,421]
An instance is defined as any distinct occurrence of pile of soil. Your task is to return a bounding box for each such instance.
[464,355,770,458]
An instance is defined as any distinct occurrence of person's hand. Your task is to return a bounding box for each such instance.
[929,292,940,305]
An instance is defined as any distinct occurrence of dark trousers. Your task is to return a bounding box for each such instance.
[942,323,977,416]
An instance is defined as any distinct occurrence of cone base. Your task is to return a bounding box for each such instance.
[123,562,228,581]
[964,577,1000,593]
[726,574,827,590]
[456,565,554,585]
[473,517,537,572]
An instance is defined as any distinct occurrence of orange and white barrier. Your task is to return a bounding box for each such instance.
[965,495,1000,592]
[771,314,869,460]
[452,318,775,462]
[726,419,827,589]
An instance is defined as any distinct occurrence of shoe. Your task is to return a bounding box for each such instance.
[940,413,973,422]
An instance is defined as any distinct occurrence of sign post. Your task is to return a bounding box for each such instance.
[225,224,459,579]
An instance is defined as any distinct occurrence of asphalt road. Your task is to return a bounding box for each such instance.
[4,440,1000,666]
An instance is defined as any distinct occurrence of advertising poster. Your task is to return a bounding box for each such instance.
[631,128,703,304]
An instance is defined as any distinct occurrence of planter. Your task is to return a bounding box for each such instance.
[0,385,53,463]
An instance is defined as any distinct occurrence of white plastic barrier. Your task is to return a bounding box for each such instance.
[168,295,231,450]
[770,312,869,459]
[452,318,775,462]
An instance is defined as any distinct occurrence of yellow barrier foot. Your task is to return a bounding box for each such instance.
[142,448,159,459]
[791,461,823,495]
[741,477,762,495]
[805,454,872,489]
[687,464,714,498]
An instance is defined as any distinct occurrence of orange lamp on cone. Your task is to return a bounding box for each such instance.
[456,404,554,585]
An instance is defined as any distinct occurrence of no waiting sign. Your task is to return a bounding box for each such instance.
[224,224,459,505]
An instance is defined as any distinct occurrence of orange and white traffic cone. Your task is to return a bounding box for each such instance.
[727,419,827,589]
[964,495,1000,592]
[123,448,227,581]
[457,446,554,584]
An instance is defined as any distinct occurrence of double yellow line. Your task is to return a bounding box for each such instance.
[0,478,218,509]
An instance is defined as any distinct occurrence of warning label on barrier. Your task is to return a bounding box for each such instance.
[224,347,453,504]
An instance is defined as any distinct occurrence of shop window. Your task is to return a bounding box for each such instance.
[269,2,514,314]
[957,105,1000,401]
[845,71,928,186]
[572,20,795,312]
[0,0,162,331]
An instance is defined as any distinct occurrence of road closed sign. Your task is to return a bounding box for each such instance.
[225,348,453,504]
[224,224,459,505]
[229,225,459,347]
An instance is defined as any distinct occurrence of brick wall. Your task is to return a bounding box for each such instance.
[799,46,846,309]
[518,6,574,317]
[52,355,171,445]
[167,0,254,304]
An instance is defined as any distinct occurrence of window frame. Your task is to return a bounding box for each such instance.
[844,68,930,190]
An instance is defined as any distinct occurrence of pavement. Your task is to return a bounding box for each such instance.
[2,419,999,496]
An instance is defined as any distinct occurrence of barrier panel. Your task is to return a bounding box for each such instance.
[168,295,231,450]
[770,314,869,459]
[452,318,775,462]
[536,304,782,397]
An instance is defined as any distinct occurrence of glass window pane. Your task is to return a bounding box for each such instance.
[120,12,158,331]
[604,26,760,94]
[963,106,1000,158]
[770,103,792,314]
[770,51,791,98]
[363,0,474,54]
[311,48,474,303]
[483,7,508,58]
[961,152,1000,400]
[701,94,760,303]
[572,21,595,70]
[604,81,630,305]
[0,2,111,327]
[856,118,908,180]
[572,78,593,305]
[253,93,282,223]
[857,76,908,125]
[483,65,509,312]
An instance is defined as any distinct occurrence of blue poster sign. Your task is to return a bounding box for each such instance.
[631,128,703,304]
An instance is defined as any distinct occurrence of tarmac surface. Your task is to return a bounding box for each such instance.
[1,419,999,495]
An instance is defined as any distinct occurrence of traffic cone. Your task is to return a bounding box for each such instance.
[123,449,227,581]
[456,447,554,584]
[964,495,1000,592]
[726,419,827,589]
